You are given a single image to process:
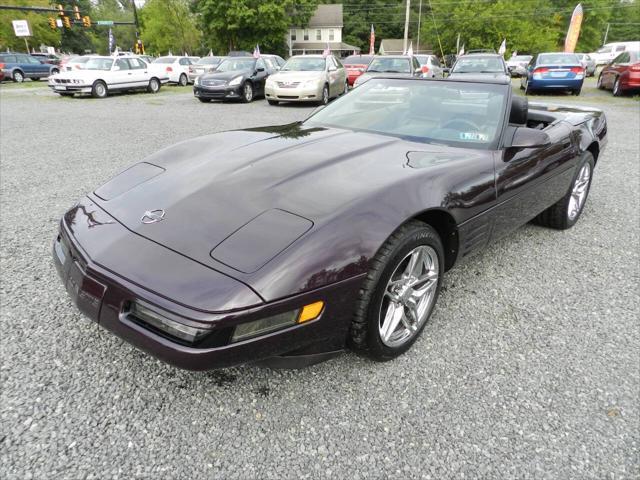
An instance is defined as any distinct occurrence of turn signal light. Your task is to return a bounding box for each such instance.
[298,301,324,323]
[630,63,640,72]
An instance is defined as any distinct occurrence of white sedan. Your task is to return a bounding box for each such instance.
[148,56,198,86]
[48,56,169,98]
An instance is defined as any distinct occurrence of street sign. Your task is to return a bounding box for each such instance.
[96,20,114,26]
[12,20,32,37]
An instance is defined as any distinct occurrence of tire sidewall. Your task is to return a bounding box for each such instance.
[322,85,329,104]
[242,82,253,102]
[92,81,107,98]
[13,70,24,83]
[179,74,187,86]
[365,225,444,360]
[148,78,160,93]
[613,77,621,96]
[564,152,595,228]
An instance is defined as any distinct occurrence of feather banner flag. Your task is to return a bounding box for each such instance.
[564,3,583,53]
[369,24,375,55]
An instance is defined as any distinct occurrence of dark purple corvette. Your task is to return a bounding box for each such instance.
[54,77,607,370]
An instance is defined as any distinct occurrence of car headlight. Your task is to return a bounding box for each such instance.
[194,76,200,86]
[303,79,319,88]
[128,302,212,344]
[228,76,243,86]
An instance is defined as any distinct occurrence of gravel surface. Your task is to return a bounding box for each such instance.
[1,81,638,479]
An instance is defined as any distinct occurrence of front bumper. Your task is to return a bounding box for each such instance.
[193,84,242,100]
[49,83,92,94]
[53,200,359,370]
[265,83,322,102]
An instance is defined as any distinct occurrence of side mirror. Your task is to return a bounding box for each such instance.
[508,127,551,148]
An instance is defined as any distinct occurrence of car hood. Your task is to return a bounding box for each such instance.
[199,69,251,81]
[51,69,103,80]
[269,71,324,82]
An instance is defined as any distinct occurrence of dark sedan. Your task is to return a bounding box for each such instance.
[54,77,607,370]
[193,55,281,103]
[448,53,509,80]
[597,49,640,96]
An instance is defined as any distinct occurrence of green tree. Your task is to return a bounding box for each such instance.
[606,0,640,43]
[0,0,61,52]
[195,0,319,56]
[139,0,201,55]
[90,0,138,54]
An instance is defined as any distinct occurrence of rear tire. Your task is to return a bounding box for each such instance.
[91,80,108,98]
[597,74,605,90]
[13,70,24,83]
[267,99,279,105]
[178,73,188,87]
[533,152,595,230]
[612,77,623,96]
[319,84,329,105]
[349,221,444,361]
[147,77,160,93]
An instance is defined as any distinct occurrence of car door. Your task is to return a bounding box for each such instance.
[110,58,132,90]
[16,54,35,77]
[126,58,149,87]
[610,51,630,86]
[334,56,347,90]
[492,116,580,240]
[603,52,625,88]
[252,58,268,95]
[26,56,48,76]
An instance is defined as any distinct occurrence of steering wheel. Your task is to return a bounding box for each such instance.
[441,118,480,131]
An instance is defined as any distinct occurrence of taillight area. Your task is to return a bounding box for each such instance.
[421,65,429,73]
[166,66,173,72]
[534,67,549,74]
[0,63,4,69]
[570,66,584,74]
[630,63,640,72]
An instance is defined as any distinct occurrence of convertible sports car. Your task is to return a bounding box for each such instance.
[53,77,607,370]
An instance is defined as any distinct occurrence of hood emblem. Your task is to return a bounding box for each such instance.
[141,209,165,224]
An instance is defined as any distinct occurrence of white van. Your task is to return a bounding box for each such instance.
[590,41,640,65]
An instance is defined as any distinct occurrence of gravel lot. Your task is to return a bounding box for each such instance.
[1,79,638,479]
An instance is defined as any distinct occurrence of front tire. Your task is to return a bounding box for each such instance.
[319,84,329,105]
[178,73,188,87]
[533,152,595,230]
[349,221,444,361]
[241,82,254,103]
[597,73,605,90]
[91,80,108,98]
[13,70,24,83]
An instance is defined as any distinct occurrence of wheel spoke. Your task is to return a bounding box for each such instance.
[380,302,404,342]
[404,248,424,278]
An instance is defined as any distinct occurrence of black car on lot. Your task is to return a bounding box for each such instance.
[193,55,284,103]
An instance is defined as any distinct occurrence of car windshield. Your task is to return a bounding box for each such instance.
[367,57,411,73]
[510,55,532,62]
[415,56,432,65]
[306,79,507,149]
[198,57,222,65]
[71,56,91,64]
[343,55,373,66]
[538,53,580,65]
[216,58,256,72]
[452,56,504,73]
[153,57,176,64]
[281,57,326,71]
[84,58,113,70]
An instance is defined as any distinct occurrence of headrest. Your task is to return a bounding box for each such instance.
[509,96,528,125]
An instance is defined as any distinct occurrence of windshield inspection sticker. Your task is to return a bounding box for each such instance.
[460,132,489,141]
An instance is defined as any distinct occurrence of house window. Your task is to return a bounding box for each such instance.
[329,29,335,41]
[291,29,296,41]
[316,29,322,41]
[304,29,309,41]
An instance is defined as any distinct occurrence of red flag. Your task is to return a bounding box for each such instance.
[369,24,375,55]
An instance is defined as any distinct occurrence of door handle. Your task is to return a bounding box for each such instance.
[128,72,132,75]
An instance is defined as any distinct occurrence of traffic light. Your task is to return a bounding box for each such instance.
[62,16,71,29]
[82,16,91,28]
[48,17,57,30]
[135,39,145,54]
[57,4,64,17]
[73,6,81,21]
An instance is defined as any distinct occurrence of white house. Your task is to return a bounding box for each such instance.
[288,4,360,57]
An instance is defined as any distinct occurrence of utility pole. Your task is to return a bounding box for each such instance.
[416,0,422,54]
[603,22,610,45]
[403,0,411,54]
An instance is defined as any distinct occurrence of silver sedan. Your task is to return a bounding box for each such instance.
[265,55,348,105]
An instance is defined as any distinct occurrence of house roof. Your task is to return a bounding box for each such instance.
[291,41,360,52]
[379,39,432,54]
[306,4,343,28]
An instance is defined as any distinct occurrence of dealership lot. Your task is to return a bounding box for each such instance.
[1,81,638,479]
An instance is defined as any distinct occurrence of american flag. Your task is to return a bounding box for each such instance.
[108,28,115,53]
[253,44,261,58]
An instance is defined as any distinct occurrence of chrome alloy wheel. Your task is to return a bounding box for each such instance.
[378,246,439,348]
[568,162,591,221]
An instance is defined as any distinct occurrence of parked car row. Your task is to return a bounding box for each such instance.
[0,52,59,82]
